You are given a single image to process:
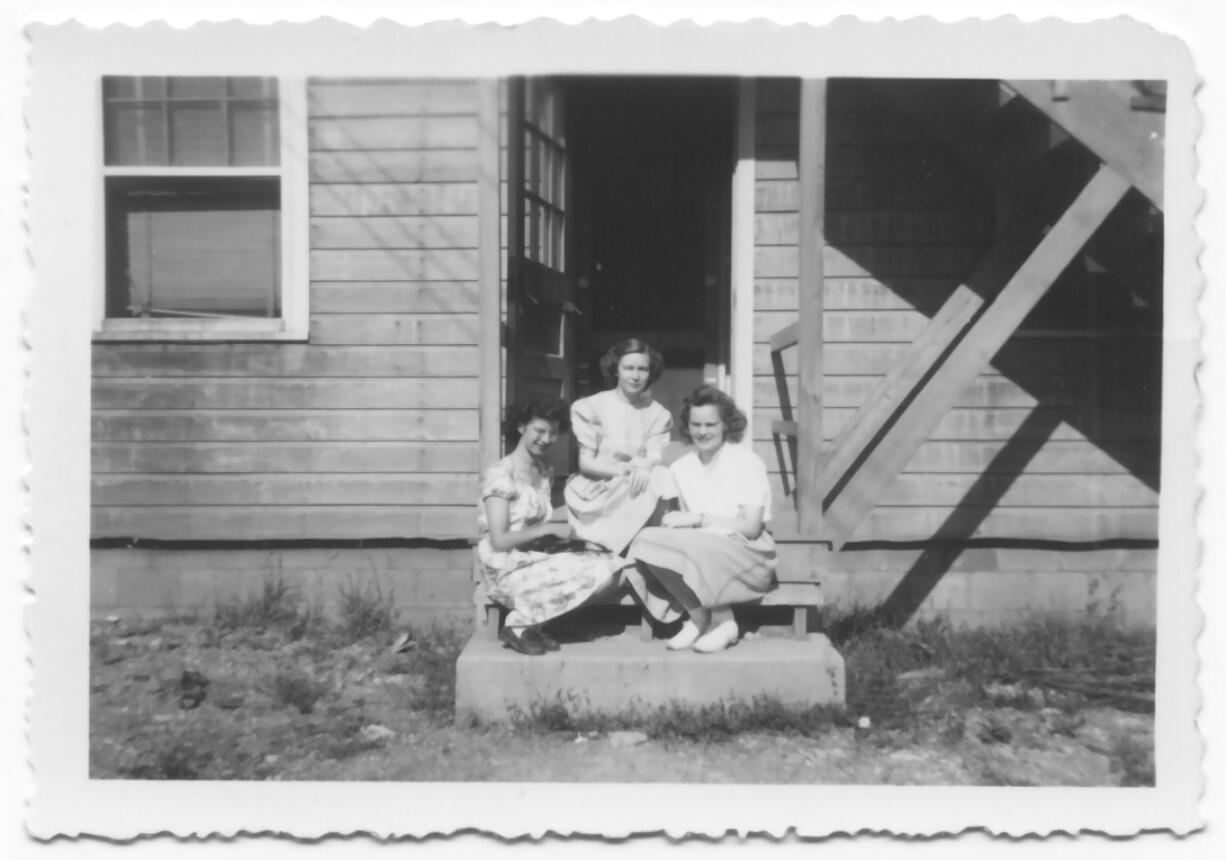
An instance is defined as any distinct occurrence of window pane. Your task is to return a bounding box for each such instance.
[169,77,226,99]
[106,177,280,318]
[106,103,168,166]
[229,77,277,99]
[169,102,227,166]
[230,103,280,166]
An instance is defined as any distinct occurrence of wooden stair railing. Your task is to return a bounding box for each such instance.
[1004,79,1165,211]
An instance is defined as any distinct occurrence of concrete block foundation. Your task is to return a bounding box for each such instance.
[454,631,846,724]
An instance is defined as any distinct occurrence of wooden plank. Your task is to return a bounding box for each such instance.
[93,441,480,474]
[92,344,478,378]
[776,544,1157,574]
[768,320,799,353]
[755,309,931,343]
[757,374,1123,410]
[757,211,994,247]
[755,339,1153,378]
[1005,79,1164,209]
[755,277,957,311]
[94,474,477,507]
[309,116,478,151]
[852,507,1158,542]
[823,166,1132,548]
[477,79,505,476]
[92,505,476,541]
[771,419,798,438]
[755,245,988,279]
[754,181,799,213]
[825,176,993,212]
[796,78,826,536]
[815,407,1159,443]
[767,473,1158,509]
[310,248,480,281]
[309,80,479,117]
[309,314,479,345]
[310,150,476,183]
[311,282,480,314]
[769,438,1154,477]
[310,216,479,250]
[818,285,984,502]
[93,410,479,443]
[93,378,479,411]
[311,183,478,217]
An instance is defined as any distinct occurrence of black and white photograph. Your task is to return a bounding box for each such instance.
[20,8,1206,842]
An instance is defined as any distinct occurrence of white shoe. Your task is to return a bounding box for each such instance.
[666,619,702,651]
[692,619,739,653]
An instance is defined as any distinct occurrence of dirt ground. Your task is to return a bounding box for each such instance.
[89,614,1154,785]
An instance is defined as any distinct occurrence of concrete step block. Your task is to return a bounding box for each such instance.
[455,631,845,724]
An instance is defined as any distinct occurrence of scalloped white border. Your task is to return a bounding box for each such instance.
[7,1,1219,850]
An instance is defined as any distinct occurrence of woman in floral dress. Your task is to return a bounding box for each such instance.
[564,338,678,554]
[478,397,627,656]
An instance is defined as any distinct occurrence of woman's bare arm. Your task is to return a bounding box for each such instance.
[665,505,765,540]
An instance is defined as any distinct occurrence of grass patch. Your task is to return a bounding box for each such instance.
[336,576,399,644]
[270,666,329,715]
[510,695,844,742]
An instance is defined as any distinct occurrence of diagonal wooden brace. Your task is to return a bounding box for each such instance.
[822,164,1132,550]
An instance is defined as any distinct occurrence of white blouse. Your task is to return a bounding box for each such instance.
[668,443,773,523]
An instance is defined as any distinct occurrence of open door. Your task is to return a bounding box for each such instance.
[505,77,575,475]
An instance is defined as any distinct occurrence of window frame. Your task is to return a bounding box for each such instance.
[92,76,308,342]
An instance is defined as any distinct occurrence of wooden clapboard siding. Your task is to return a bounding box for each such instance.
[754,78,1160,543]
[92,79,486,541]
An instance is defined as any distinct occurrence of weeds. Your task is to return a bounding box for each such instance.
[271,667,329,714]
[336,576,398,643]
[214,573,302,631]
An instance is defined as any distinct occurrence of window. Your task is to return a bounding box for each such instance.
[97,75,306,340]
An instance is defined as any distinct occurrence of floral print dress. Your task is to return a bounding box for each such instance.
[477,456,625,629]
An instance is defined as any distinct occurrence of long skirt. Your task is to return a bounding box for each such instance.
[478,538,627,628]
[627,527,777,623]
[565,465,678,554]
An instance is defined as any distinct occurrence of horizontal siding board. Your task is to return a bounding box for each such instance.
[826,176,993,212]
[754,309,930,342]
[308,81,478,117]
[93,441,480,474]
[758,211,993,246]
[756,245,987,279]
[93,378,479,410]
[754,181,799,213]
[92,506,476,541]
[93,345,478,378]
[309,116,478,151]
[755,439,1156,476]
[757,407,1160,443]
[310,183,478,217]
[754,277,959,311]
[311,282,480,314]
[310,215,479,249]
[309,314,479,345]
[310,150,476,183]
[778,544,1157,574]
[753,375,1135,409]
[766,473,1157,510]
[93,410,478,442]
[848,508,1158,542]
[311,248,480,281]
[94,474,477,506]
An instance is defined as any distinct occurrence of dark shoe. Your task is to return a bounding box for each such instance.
[499,627,546,656]
[527,627,561,652]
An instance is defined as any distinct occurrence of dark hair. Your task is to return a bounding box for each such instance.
[679,384,748,445]
[502,397,571,450]
[599,338,664,388]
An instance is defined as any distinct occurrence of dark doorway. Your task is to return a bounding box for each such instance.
[564,76,736,426]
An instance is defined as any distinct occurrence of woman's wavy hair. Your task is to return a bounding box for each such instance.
[502,397,571,451]
[599,338,665,388]
[679,384,748,445]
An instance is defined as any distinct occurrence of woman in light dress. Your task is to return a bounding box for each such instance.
[477,398,628,656]
[564,338,678,555]
[628,385,778,654]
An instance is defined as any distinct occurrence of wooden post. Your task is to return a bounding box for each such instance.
[730,78,757,433]
[477,80,504,475]
[796,79,826,536]
[504,77,526,418]
[822,164,1131,548]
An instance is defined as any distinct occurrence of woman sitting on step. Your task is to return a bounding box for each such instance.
[628,384,778,654]
[478,397,629,656]
[564,338,679,555]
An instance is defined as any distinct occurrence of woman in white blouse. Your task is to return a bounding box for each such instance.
[628,384,777,653]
